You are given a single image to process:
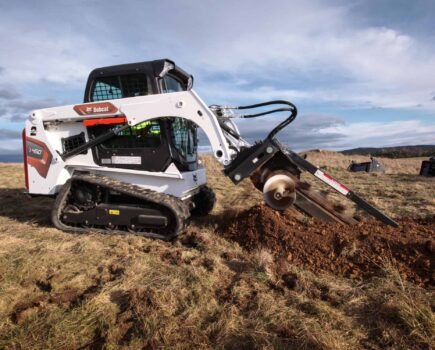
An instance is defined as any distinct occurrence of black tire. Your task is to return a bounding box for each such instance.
[191,186,216,216]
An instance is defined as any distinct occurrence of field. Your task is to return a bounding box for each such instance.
[0,153,434,349]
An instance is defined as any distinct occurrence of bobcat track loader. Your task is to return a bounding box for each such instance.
[23,59,398,240]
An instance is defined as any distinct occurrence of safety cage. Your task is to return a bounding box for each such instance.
[82,59,198,172]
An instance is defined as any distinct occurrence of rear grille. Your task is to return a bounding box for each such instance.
[62,132,87,154]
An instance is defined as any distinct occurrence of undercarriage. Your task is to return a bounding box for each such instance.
[51,173,214,240]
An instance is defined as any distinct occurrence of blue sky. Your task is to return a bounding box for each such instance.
[0,0,434,153]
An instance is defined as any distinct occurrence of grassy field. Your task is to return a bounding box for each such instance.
[0,154,434,349]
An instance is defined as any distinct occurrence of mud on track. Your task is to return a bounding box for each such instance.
[219,205,434,287]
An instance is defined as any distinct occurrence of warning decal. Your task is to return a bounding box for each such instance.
[314,170,350,196]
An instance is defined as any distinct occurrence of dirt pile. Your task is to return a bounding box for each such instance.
[220,205,434,286]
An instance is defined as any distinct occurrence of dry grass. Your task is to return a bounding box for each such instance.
[0,157,433,349]
[300,151,435,218]
[303,150,425,175]
[203,152,435,218]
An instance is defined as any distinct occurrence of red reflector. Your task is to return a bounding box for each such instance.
[22,128,29,190]
[83,117,127,127]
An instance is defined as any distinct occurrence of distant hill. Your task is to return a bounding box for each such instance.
[340,145,435,159]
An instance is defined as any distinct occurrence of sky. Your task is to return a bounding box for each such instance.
[0,0,434,154]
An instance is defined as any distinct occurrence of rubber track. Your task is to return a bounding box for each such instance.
[52,173,190,240]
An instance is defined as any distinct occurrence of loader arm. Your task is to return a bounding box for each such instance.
[36,90,237,167]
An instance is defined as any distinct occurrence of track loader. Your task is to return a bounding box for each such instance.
[23,59,398,240]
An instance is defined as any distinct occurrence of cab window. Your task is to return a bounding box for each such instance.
[91,74,152,101]
[89,120,161,149]
[162,75,184,93]
[171,118,197,162]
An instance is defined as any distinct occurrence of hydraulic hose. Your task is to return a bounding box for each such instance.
[236,100,298,139]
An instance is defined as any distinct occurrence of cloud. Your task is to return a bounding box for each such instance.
[1,0,435,111]
[197,25,435,109]
[317,120,435,149]
[0,97,66,122]
[0,137,22,154]
[199,113,346,151]
[198,81,435,111]
[0,84,20,100]
[202,116,435,151]
[0,0,435,154]
[0,148,22,156]
[0,129,21,139]
[0,27,108,86]
[7,98,62,112]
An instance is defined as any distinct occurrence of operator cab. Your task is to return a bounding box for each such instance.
[83,59,198,172]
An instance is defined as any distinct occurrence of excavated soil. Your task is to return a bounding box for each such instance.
[220,205,435,287]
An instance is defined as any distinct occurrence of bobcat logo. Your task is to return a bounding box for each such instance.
[86,106,109,113]
[74,102,117,115]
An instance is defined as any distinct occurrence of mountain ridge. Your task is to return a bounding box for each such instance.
[340,145,435,158]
